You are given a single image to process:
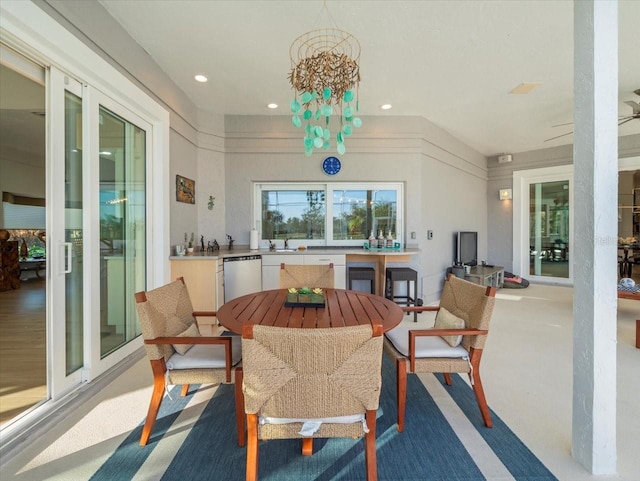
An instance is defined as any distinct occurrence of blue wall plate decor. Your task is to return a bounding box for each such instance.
[322,156,341,176]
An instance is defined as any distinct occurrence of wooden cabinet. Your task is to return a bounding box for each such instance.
[0,240,20,291]
[216,261,224,313]
[171,258,224,334]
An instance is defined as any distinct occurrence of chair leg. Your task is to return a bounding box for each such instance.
[140,359,167,446]
[181,384,190,397]
[364,410,378,481]
[396,358,406,432]
[443,373,453,385]
[469,350,492,428]
[301,438,313,456]
[246,413,259,481]
[235,367,246,447]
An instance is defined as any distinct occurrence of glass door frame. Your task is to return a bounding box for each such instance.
[513,165,574,286]
[48,67,86,398]
[87,89,151,373]
[513,158,640,286]
[48,70,155,398]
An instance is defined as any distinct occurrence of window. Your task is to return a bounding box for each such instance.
[255,183,403,246]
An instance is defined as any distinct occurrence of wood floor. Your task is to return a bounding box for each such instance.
[0,275,46,425]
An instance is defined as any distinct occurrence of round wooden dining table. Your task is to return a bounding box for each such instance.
[216,288,404,334]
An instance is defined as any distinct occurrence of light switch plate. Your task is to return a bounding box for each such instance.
[410,232,416,239]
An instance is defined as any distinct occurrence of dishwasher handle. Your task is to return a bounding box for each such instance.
[223,255,262,263]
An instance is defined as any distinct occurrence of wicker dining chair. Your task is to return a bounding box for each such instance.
[239,321,383,481]
[279,262,335,289]
[134,277,243,446]
[384,274,496,432]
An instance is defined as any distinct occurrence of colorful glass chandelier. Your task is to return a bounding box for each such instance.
[289,25,361,156]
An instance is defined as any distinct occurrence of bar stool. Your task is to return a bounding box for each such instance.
[348,267,375,294]
[385,267,418,321]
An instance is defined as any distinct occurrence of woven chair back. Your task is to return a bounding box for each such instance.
[439,275,495,350]
[135,280,196,360]
[279,264,335,288]
[242,324,382,419]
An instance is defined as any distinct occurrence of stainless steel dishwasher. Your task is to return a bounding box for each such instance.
[223,255,262,302]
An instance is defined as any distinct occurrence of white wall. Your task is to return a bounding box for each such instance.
[225,115,488,302]
[196,110,226,247]
[42,0,490,302]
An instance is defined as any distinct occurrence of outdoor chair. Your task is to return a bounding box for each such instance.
[134,277,243,446]
[238,321,384,481]
[279,262,335,288]
[384,274,496,432]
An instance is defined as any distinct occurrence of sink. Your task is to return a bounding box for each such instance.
[275,249,297,252]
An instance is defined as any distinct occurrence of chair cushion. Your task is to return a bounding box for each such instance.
[172,323,201,355]
[166,335,242,370]
[434,307,465,347]
[260,414,368,436]
[385,326,469,358]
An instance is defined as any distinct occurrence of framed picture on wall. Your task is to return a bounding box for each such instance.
[176,175,195,204]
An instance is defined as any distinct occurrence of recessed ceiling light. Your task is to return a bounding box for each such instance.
[509,82,543,94]
[100,151,112,155]
[267,103,278,109]
[194,74,208,83]
[380,104,392,110]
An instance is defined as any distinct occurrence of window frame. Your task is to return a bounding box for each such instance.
[254,182,404,247]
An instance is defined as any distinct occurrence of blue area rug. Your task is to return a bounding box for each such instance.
[92,358,557,481]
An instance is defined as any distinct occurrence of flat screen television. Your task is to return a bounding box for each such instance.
[455,231,478,266]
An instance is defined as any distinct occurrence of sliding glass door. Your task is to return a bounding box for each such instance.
[98,106,146,357]
[529,180,570,279]
[513,165,573,285]
[0,45,47,423]
[48,70,150,400]
[1,2,169,433]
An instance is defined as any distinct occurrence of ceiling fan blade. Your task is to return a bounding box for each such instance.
[624,100,640,113]
[618,117,636,126]
[544,131,574,142]
[551,121,574,128]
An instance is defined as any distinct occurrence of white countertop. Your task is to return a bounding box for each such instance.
[169,246,420,260]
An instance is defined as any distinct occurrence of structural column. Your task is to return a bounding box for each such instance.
[572,0,617,474]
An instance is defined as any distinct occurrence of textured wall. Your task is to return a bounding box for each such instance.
[224,115,488,302]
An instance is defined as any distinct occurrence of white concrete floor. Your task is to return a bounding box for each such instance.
[398,282,639,481]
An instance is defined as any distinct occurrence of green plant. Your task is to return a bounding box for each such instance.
[28,245,46,258]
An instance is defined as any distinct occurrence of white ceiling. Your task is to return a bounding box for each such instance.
[61,2,640,156]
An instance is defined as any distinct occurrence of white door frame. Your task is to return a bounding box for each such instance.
[513,157,640,285]
[513,165,574,285]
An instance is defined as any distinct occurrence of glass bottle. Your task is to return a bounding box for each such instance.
[377,230,385,249]
[368,230,376,249]
[386,230,394,248]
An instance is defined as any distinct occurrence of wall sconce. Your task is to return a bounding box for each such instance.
[499,189,512,201]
